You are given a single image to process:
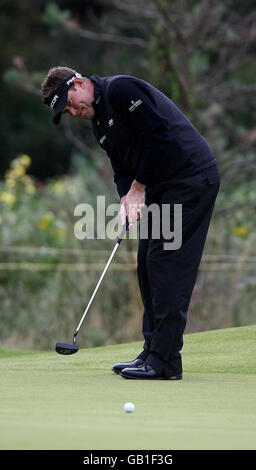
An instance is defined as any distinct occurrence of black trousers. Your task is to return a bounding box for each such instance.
[136,164,220,377]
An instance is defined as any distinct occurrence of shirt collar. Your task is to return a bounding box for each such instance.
[90,75,102,113]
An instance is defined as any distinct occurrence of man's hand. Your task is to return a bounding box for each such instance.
[120,180,146,228]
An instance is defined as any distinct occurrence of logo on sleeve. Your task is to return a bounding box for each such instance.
[129,99,142,112]
[99,135,106,145]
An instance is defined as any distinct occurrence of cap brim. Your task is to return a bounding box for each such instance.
[52,90,68,125]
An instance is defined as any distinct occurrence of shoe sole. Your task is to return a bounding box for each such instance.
[120,373,182,380]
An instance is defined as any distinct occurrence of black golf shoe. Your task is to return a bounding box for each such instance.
[112,358,144,374]
[120,363,182,380]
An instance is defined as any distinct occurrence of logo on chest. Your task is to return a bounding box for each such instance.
[129,99,142,112]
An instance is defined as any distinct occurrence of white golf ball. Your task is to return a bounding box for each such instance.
[124,402,135,413]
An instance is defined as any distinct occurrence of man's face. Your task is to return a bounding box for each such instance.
[62,78,95,120]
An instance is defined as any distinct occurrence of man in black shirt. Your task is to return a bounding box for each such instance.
[41,66,220,380]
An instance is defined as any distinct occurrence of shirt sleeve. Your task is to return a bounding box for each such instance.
[110,160,133,198]
[108,78,171,186]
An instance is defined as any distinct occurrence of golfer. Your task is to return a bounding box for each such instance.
[41,67,220,380]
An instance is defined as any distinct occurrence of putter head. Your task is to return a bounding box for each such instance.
[55,342,79,355]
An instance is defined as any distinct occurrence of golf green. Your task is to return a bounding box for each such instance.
[1,325,255,450]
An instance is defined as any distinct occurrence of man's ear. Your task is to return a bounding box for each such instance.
[73,77,84,88]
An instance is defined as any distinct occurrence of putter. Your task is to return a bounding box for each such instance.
[56,219,129,355]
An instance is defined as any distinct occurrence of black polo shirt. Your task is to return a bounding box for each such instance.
[90,74,217,199]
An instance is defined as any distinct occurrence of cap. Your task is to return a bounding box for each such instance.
[44,72,82,125]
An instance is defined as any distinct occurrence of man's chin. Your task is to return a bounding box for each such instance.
[79,111,94,120]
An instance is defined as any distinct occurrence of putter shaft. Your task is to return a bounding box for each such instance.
[74,222,127,336]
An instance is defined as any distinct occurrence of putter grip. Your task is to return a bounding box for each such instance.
[117,218,129,244]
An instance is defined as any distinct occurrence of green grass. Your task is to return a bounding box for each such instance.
[1,325,256,450]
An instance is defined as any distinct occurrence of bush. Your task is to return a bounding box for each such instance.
[0,154,255,350]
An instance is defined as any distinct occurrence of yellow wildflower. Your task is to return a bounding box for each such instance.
[53,181,65,194]
[54,228,65,238]
[37,214,54,230]
[6,178,16,189]
[11,158,21,169]
[20,154,31,167]
[21,175,36,194]
[12,165,26,178]
[0,191,16,207]
[25,183,36,195]
[233,225,249,237]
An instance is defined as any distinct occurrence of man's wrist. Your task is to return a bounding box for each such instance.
[130,180,146,192]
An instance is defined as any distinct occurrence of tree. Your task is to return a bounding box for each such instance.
[2,0,256,198]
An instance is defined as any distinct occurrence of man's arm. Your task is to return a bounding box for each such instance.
[110,159,134,199]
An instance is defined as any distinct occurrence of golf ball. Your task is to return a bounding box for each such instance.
[124,402,135,413]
